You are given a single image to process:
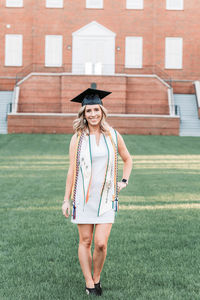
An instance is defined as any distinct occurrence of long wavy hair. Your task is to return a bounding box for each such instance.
[73,105,110,135]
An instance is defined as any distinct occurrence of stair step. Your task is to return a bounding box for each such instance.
[180,131,200,137]
[0,91,13,134]
[174,93,200,136]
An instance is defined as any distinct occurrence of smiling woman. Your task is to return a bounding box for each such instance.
[61,88,132,296]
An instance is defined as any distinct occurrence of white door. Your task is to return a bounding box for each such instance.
[72,22,116,75]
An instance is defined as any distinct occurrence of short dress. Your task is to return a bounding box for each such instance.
[71,133,115,224]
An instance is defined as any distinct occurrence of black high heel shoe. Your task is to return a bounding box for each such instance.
[85,286,97,296]
[94,282,102,296]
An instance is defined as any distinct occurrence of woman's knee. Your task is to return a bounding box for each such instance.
[79,236,93,248]
[95,239,107,252]
[78,224,94,249]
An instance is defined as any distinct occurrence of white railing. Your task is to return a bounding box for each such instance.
[12,86,20,113]
[194,81,200,110]
[168,87,176,116]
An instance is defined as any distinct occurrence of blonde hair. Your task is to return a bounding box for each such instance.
[73,105,110,135]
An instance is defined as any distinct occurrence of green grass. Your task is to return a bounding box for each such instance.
[0,134,200,300]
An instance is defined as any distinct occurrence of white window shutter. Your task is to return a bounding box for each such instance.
[166,0,183,10]
[86,0,103,9]
[46,0,63,8]
[165,37,183,69]
[125,37,143,68]
[45,35,63,67]
[126,0,143,9]
[6,0,23,7]
[5,34,23,66]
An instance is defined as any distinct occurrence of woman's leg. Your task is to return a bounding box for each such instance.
[77,224,94,288]
[93,223,112,284]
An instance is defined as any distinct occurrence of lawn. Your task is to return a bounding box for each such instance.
[0,134,200,300]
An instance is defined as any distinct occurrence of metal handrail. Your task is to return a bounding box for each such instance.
[5,102,12,120]
[175,105,181,120]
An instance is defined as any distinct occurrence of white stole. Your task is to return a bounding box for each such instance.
[79,128,117,216]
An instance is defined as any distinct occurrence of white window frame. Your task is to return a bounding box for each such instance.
[6,0,23,7]
[126,0,143,9]
[166,0,184,10]
[165,37,183,69]
[45,35,63,67]
[46,0,63,8]
[5,34,23,66]
[86,0,103,9]
[125,36,143,68]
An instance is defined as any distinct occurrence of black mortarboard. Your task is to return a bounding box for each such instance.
[70,88,111,106]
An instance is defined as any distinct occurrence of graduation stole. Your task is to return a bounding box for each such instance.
[71,129,118,219]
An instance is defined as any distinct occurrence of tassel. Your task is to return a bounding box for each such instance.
[72,203,76,220]
[114,197,118,212]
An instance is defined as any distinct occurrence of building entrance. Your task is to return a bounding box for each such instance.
[72,21,116,75]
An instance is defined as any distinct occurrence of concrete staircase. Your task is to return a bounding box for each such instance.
[174,94,200,137]
[0,91,13,134]
[8,74,179,135]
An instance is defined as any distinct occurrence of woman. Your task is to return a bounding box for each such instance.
[62,88,132,296]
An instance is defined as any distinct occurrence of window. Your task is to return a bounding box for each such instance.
[126,0,143,9]
[46,0,63,8]
[6,0,23,7]
[86,0,103,9]
[125,37,143,68]
[5,34,23,66]
[166,0,183,10]
[165,37,183,69]
[45,35,63,67]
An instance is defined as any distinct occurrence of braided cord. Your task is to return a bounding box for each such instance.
[72,132,84,219]
[108,130,119,212]
[113,129,119,212]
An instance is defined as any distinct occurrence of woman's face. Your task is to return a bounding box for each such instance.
[84,105,102,127]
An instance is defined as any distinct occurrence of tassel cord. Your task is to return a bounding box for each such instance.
[72,132,84,219]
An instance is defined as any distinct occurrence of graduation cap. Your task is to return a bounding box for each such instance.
[70,88,111,106]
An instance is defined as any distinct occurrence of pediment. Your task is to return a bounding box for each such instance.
[72,21,116,37]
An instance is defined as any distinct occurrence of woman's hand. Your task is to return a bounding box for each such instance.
[117,181,127,193]
[62,200,70,218]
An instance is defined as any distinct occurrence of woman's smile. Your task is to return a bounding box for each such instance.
[85,105,102,126]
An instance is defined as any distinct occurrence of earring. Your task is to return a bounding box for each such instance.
[83,118,87,124]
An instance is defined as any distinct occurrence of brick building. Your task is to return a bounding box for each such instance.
[0,0,200,135]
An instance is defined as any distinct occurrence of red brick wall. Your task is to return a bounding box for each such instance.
[1,0,200,81]
[171,81,195,94]
[17,74,169,114]
[126,77,169,114]
[154,1,200,80]
[7,114,180,136]
[0,0,33,76]
[60,75,127,113]
[18,75,61,112]
[0,78,16,90]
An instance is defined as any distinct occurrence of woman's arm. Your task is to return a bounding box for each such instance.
[62,134,77,218]
[117,132,133,192]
